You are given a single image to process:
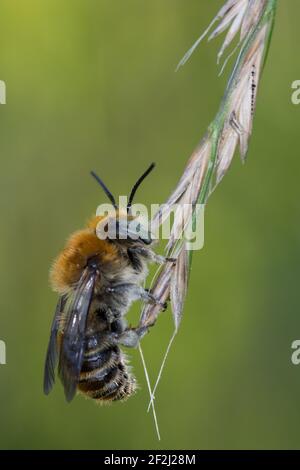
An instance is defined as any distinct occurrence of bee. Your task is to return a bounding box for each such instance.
[44,163,172,403]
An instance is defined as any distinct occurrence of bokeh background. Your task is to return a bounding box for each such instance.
[0,0,299,450]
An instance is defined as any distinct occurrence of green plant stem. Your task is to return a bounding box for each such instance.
[186,0,278,270]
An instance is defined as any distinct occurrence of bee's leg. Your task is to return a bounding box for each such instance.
[106,283,137,295]
[106,284,167,310]
[129,246,176,265]
[139,288,168,310]
[120,284,167,310]
[115,326,148,348]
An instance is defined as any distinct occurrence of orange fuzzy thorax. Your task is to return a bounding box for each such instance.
[50,217,118,294]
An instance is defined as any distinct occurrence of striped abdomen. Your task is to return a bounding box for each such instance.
[78,332,136,402]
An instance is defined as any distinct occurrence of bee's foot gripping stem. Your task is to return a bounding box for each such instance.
[116,326,148,348]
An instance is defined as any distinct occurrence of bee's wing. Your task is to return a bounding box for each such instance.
[44,295,67,395]
[58,266,97,402]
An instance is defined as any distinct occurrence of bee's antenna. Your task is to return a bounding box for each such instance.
[90,171,117,208]
[128,162,155,208]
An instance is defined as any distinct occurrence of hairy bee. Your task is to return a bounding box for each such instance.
[44,163,171,403]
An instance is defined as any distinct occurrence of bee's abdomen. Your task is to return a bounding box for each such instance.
[78,338,136,402]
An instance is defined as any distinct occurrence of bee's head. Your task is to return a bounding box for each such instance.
[90,163,155,245]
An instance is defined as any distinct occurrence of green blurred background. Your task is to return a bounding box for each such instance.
[0,0,299,450]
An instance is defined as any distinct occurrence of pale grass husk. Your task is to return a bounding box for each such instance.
[139,0,278,422]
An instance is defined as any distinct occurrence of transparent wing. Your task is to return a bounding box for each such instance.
[58,266,97,402]
[43,295,67,395]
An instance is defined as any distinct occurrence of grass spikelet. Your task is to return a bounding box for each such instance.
[140,0,278,425]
